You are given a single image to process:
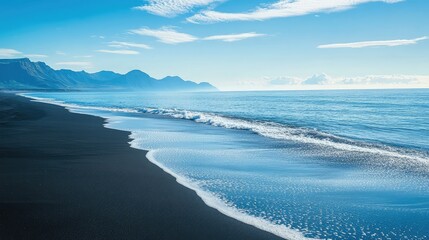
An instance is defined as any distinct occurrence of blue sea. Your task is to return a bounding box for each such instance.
[24,89,429,240]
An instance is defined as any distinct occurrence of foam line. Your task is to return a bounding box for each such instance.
[19,93,314,239]
[19,93,139,113]
[143,150,314,240]
[139,107,429,166]
[21,93,429,170]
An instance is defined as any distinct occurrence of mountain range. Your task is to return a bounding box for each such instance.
[0,58,217,91]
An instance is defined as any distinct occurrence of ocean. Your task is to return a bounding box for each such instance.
[24,89,429,239]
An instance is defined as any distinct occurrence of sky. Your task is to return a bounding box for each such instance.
[0,0,428,90]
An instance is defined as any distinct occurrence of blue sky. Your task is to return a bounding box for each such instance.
[0,0,428,90]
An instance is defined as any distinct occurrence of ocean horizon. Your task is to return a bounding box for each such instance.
[22,88,429,239]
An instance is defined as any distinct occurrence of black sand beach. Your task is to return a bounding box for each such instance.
[0,92,281,240]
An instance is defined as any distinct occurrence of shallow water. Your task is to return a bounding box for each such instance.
[25,89,429,239]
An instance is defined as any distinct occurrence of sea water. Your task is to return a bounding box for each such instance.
[24,89,429,239]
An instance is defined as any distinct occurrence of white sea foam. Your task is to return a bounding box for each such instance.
[139,107,429,168]
[20,93,429,169]
[20,93,139,113]
[19,93,315,239]
[17,93,429,239]
[143,150,314,240]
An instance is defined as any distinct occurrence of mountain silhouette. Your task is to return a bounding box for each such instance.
[0,58,217,91]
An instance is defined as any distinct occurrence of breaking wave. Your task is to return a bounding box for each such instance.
[21,93,429,172]
[139,107,429,168]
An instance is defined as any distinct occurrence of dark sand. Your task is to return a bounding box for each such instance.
[0,93,282,240]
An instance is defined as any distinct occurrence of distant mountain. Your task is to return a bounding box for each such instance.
[0,58,218,92]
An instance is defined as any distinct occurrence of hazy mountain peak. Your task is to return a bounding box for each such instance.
[126,69,145,74]
[0,58,218,91]
[161,76,185,81]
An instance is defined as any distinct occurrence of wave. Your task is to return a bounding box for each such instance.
[21,93,313,239]
[143,150,313,240]
[139,107,429,168]
[21,93,429,171]
[20,93,429,239]
[20,94,139,113]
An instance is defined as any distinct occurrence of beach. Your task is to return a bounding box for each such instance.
[0,92,281,240]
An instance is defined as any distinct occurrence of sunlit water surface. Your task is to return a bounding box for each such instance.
[25,89,429,239]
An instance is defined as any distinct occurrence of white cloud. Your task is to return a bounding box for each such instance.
[130,27,198,44]
[236,74,429,91]
[130,27,266,44]
[56,51,67,55]
[204,32,266,42]
[74,55,93,58]
[266,74,429,86]
[91,35,105,39]
[0,48,22,57]
[0,49,48,59]
[24,54,48,58]
[302,73,333,85]
[339,75,427,85]
[96,49,140,55]
[134,0,220,17]
[318,36,427,48]
[268,76,302,85]
[187,0,401,23]
[109,41,152,49]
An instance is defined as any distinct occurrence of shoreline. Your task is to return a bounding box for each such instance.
[23,93,308,240]
[0,92,282,240]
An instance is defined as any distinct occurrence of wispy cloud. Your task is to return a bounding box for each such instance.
[96,49,140,55]
[237,74,429,90]
[24,54,48,58]
[204,32,266,42]
[340,75,427,85]
[91,35,105,39]
[131,27,266,44]
[268,76,302,85]
[134,0,220,17]
[109,41,152,49]
[0,48,48,58]
[56,51,67,55]
[187,0,401,23]
[318,36,428,48]
[265,74,429,86]
[74,55,93,58]
[0,48,22,57]
[302,73,332,85]
[130,27,198,44]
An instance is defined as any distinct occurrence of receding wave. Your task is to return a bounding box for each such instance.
[20,93,429,239]
[21,94,139,113]
[22,93,314,239]
[22,94,429,171]
[143,150,312,240]
[139,107,429,169]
